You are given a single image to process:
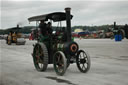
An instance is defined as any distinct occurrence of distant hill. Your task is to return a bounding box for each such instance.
[0,25,124,35]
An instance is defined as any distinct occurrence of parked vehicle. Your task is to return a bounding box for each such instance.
[6,25,26,45]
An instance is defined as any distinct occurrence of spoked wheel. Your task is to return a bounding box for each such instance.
[76,50,91,73]
[53,51,67,76]
[32,43,48,71]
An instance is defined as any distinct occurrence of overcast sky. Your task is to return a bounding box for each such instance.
[1,0,128,29]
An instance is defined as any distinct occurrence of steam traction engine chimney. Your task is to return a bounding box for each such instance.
[114,22,116,30]
[114,21,119,35]
[17,24,19,28]
[65,7,71,41]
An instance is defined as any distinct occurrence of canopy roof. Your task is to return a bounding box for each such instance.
[28,12,73,22]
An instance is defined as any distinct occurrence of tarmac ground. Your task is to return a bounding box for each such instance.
[0,39,128,85]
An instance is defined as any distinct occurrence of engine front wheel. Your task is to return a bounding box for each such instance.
[53,51,67,76]
[76,50,91,73]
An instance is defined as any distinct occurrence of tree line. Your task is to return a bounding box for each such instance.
[0,25,124,35]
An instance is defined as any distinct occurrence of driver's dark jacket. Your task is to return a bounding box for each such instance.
[39,23,47,36]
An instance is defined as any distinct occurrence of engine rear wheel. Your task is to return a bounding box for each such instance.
[118,29,125,39]
[76,50,91,73]
[7,36,12,45]
[7,39,11,45]
[32,43,48,71]
[53,51,67,76]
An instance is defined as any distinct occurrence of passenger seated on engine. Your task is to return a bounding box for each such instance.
[46,22,53,35]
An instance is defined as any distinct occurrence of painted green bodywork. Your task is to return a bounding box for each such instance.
[38,34,50,48]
